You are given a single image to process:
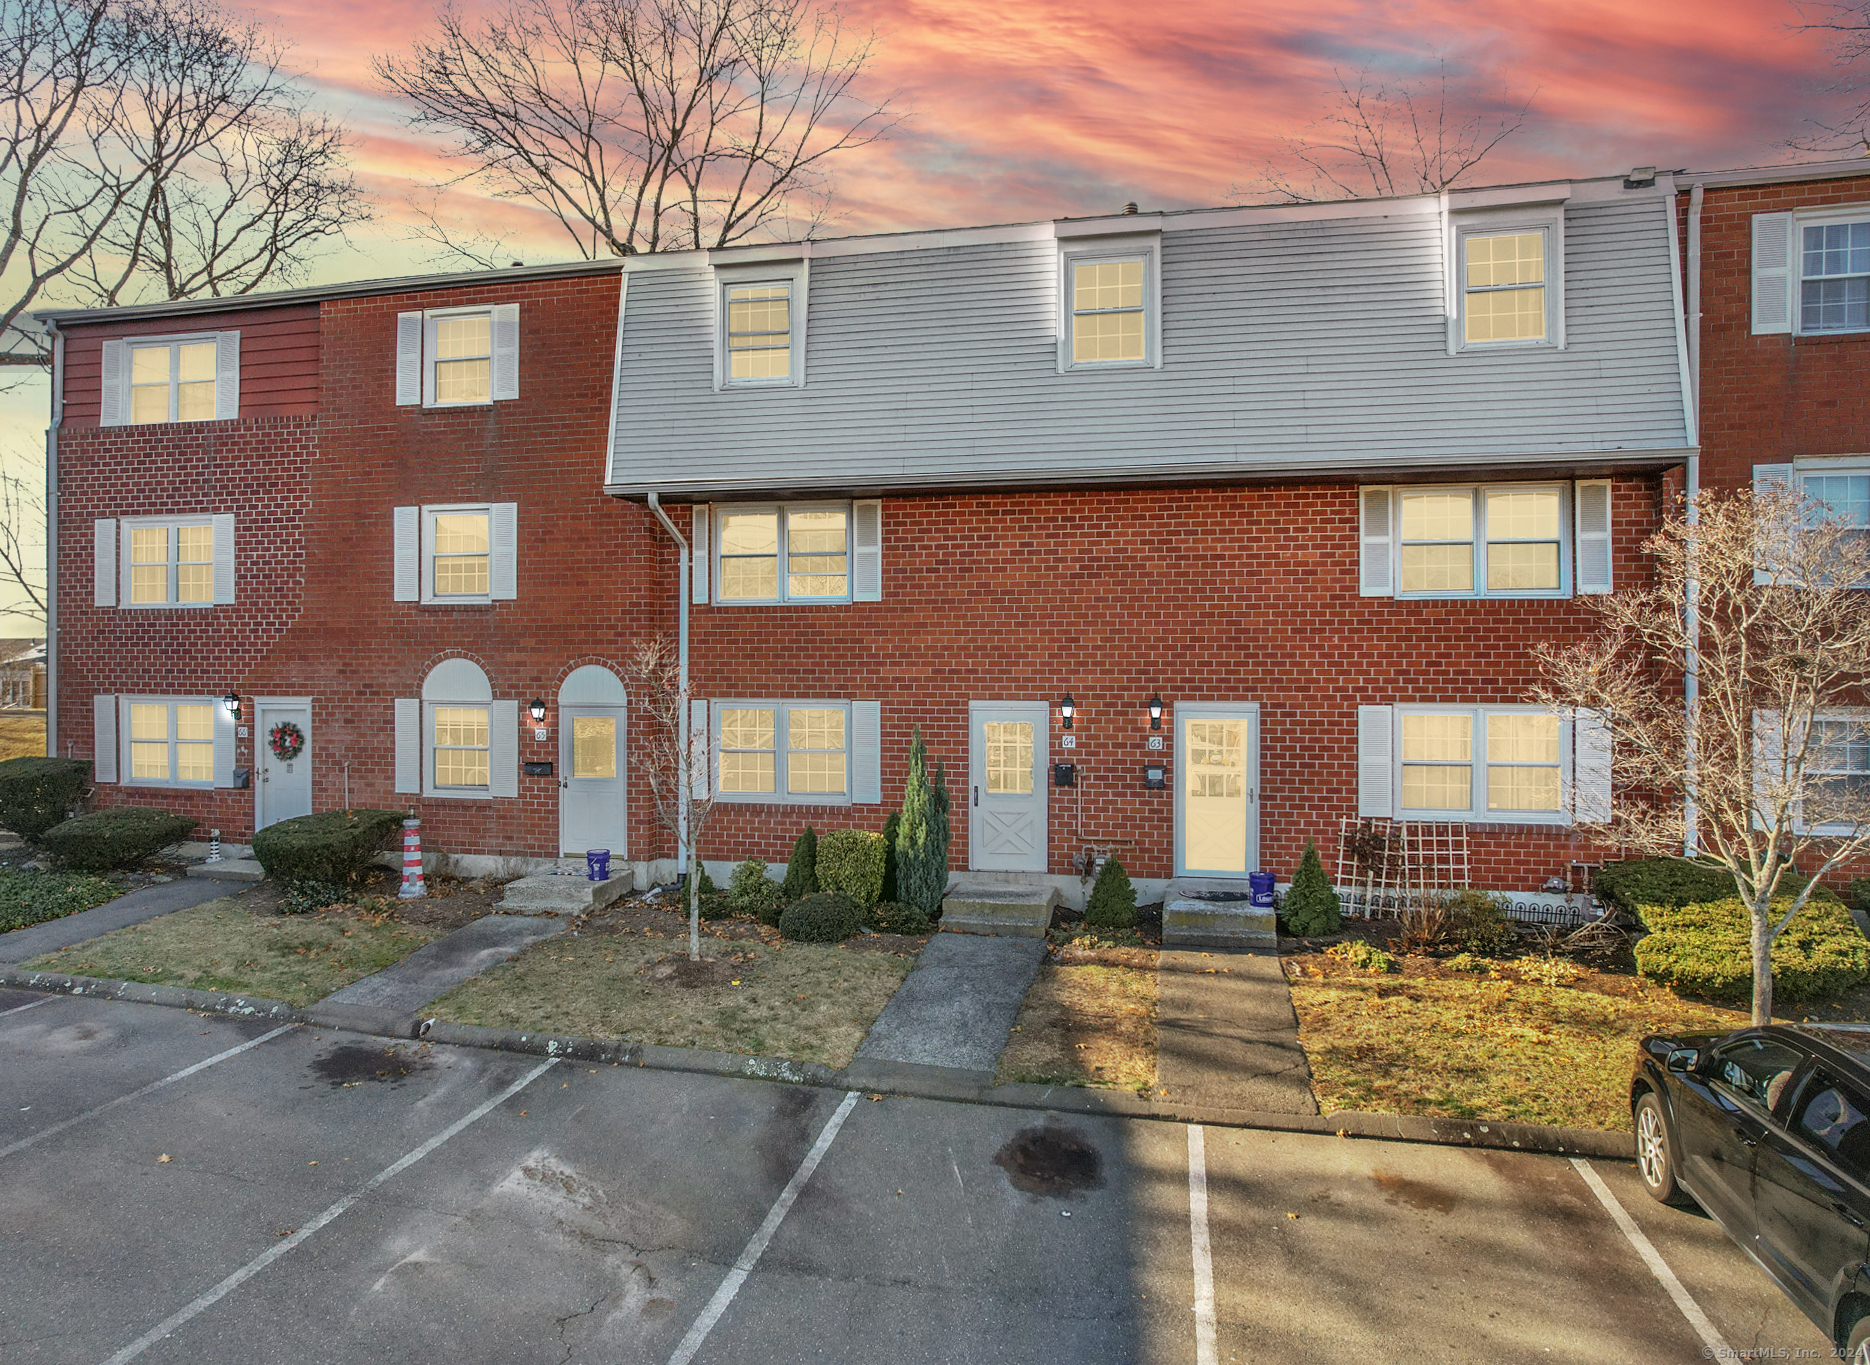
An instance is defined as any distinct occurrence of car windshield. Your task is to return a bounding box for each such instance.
[1713,1037,1804,1112]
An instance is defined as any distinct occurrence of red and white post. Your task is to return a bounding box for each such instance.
[399,817,426,899]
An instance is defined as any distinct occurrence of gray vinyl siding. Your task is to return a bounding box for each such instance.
[608,200,1690,494]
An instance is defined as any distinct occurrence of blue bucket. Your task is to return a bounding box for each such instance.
[1248,870,1276,908]
[585,848,611,882]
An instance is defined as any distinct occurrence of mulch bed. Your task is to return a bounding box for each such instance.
[584,889,932,956]
[234,865,509,934]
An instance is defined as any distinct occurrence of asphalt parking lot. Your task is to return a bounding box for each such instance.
[0,985,1840,1364]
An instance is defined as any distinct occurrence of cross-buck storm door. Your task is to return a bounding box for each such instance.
[968,701,1047,874]
[1174,704,1260,879]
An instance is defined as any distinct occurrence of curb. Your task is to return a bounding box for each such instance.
[0,968,1633,1161]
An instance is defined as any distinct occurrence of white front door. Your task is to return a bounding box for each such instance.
[968,701,1047,873]
[1175,704,1260,879]
[254,699,313,830]
[559,705,627,857]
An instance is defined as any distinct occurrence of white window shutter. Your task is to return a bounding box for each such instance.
[490,699,519,797]
[1359,488,1393,596]
[1574,481,1612,594]
[99,341,126,427]
[691,698,710,798]
[1357,705,1393,817]
[853,499,883,602]
[852,700,881,803]
[93,694,117,783]
[1754,464,1796,585]
[393,506,419,602]
[1572,710,1611,825]
[691,504,710,605]
[1751,212,1796,336]
[214,331,240,420]
[395,312,423,406]
[94,519,116,606]
[394,698,420,794]
[211,514,236,604]
[491,502,518,600]
[213,699,237,787]
[491,303,520,400]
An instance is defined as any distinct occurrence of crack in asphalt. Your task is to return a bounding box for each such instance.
[553,1290,610,1364]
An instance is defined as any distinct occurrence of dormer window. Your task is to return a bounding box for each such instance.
[1058,236,1160,371]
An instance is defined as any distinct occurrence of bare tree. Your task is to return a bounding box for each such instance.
[1531,486,1870,1024]
[1790,3,1870,151]
[374,0,902,265]
[0,0,371,369]
[0,465,45,628]
[1238,62,1532,204]
[625,634,716,960]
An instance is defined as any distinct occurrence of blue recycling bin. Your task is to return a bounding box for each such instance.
[586,848,611,882]
[1249,870,1276,908]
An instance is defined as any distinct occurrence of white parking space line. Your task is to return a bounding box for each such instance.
[1187,1124,1217,1365]
[1,1024,295,1160]
[98,1057,559,1365]
[1570,1157,1731,1356]
[666,1090,862,1365]
[1,995,55,1018]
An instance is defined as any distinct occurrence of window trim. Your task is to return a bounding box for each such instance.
[428,702,492,796]
[120,694,219,789]
[420,503,494,605]
[1450,207,1565,353]
[713,259,807,390]
[126,334,223,425]
[712,699,852,806]
[118,515,218,609]
[1387,482,1574,600]
[1393,704,1574,826]
[711,502,853,605]
[1057,234,1162,372]
[1791,204,1870,337]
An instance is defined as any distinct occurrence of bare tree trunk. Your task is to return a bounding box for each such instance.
[1753,892,1775,1025]
[687,843,700,959]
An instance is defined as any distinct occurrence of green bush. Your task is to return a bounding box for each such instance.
[1634,897,1870,1004]
[880,811,901,903]
[689,864,737,920]
[1085,856,1138,930]
[0,868,121,933]
[1444,889,1519,957]
[728,858,786,925]
[1852,876,1870,914]
[1445,952,1494,974]
[818,829,887,907]
[897,729,951,916]
[778,891,862,943]
[41,806,198,871]
[866,899,934,935]
[1327,939,1398,973]
[0,756,92,840]
[1282,839,1341,936]
[1595,858,1836,918]
[250,809,403,884]
[780,826,819,901]
[279,880,350,915]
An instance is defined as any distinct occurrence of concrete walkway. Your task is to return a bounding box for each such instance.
[848,932,1046,1086]
[320,913,567,1013]
[1155,948,1319,1115]
[0,877,231,963]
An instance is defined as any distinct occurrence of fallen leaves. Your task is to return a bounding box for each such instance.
[156,1153,171,1164]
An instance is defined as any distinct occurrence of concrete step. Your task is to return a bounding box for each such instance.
[1162,879,1277,949]
[186,857,265,883]
[496,869,634,916]
[940,878,1060,938]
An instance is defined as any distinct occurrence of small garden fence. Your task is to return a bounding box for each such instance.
[1330,817,1607,929]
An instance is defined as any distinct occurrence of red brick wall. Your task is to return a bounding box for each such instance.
[59,304,320,427]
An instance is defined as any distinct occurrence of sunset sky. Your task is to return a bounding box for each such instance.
[0,0,1857,629]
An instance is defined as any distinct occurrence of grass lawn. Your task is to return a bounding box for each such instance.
[997,945,1159,1093]
[1285,950,1754,1132]
[428,922,914,1069]
[0,868,122,933]
[0,712,45,762]
[24,897,446,1005]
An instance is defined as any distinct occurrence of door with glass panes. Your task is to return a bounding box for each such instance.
[1174,705,1259,879]
[559,706,626,857]
[968,702,1047,873]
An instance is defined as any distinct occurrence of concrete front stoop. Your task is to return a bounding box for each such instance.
[940,875,1060,938]
[1163,878,1277,950]
[185,858,266,883]
[496,869,635,916]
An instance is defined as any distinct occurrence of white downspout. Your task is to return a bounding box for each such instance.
[1684,180,1705,856]
[43,319,62,758]
[646,491,689,864]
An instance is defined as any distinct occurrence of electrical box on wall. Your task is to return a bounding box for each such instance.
[1053,762,1076,788]
[1143,763,1166,789]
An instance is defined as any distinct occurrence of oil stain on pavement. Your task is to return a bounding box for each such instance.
[309,1043,432,1089]
[994,1123,1104,1197]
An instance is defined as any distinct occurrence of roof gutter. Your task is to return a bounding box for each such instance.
[645,491,690,862]
[43,318,61,759]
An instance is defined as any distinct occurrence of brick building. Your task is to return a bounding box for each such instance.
[37,167,1700,905]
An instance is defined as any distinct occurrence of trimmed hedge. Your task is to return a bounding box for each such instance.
[817,829,887,907]
[250,809,403,884]
[1085,856,1138,930]
[780,826,819,901]
[778,891,862,943]
[0,756,92,840]
[1595,857,1833,918]
[41,806,197,871]
[1634,897,1870,1005]
[728,858,786,926]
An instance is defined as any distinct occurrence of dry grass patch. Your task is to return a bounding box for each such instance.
[25,898,445,1005]
[0,712,45,762]
[428,927,913,1069]
[997,945,1158,1092]
[1285,952,1752,1131]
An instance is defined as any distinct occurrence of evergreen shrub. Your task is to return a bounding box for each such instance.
[817,829,887,906]
[250,809,404,884]
[42,806,198,871]
[1281,840,1341,936]
[1085,857,1138,930]
[728,858,785,925]
[780,826,819,901]
[1634,897,1870,1004]
[778,891,862,943]
[0,757,92,840]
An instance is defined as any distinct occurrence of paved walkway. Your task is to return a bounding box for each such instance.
[849,932,1046,1085]
[1155,947,1319,1114]
[0,878,230,963]
[321,913,567,1013]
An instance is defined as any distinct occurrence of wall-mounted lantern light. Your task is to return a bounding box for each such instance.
[223,692,242,721]
[1060,693,1075,730]
[1147,692,1163,730]
[528,698,547,723]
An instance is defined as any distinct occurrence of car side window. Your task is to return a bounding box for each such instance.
[1712,1038,1805,1113]
[1792,1070,1870,1183]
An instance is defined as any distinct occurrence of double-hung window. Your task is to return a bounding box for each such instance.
[1450,204,1563,351]
[715,504,849,603]
[394,304,520,407]
[714,260,805,389]
[99,332,239,427]
[127,698,217,786]
[1754,462,1870,584]
[392,503,518,604]
[1809,716,1870,829]
[396,657,518,799]
[715,701,850,803]
[1367,482,1581,598]
[100,515,234,609]
[1802,220,1870,334]
[433,706,490,791]
[1393,706,1571,824]
[1058,234,1160,371]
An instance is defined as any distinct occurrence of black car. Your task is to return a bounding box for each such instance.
[1633,1022,1870,1359]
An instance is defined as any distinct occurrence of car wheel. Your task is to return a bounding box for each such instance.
[1634,1092,1683,1205]
[1848,1314,1870,1365]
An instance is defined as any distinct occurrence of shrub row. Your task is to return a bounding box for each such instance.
[41,807,198,871]
[250,809,406,885]
[1634,897,1870,1004]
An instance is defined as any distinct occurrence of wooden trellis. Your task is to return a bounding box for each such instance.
[1334,817,1470,918]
